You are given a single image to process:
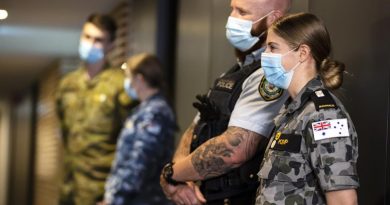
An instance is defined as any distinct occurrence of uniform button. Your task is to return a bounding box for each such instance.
[249,174,254,178]
[193,134,197,140]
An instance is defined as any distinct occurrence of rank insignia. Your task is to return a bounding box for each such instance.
[258,76,283,101]
[270,132,302,153]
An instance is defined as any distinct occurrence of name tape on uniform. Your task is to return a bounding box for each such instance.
[311,118,349,141]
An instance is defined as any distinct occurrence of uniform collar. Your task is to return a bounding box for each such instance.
[285,76,324,114]
[237,47,265,68]
[79,64,113,88]
[141,91,164,105]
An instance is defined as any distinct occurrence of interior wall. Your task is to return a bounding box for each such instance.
[129,0,157,55]
[7,93,35,205]
[175,0,213,132]
[0,100,11,205]
[32,63,62,205]
[309,0,389,204]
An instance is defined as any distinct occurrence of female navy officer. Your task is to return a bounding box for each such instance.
[256,13,359,205]
[100,53,176,205]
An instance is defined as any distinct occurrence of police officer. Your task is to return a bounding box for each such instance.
[56,13,136,205]
[160,0,292,204]
[256,13,359,204]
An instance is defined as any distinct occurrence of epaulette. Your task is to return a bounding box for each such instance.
[309,89,338,111]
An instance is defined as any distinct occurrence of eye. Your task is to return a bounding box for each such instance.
[237,7,249,16]
[238,10,246,15]
[84,34,92,40]
[269,44,277,52]
[94,37,104,43]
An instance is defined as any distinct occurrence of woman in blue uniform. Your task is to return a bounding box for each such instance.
[256,13,359,205]
[100,53,176,205]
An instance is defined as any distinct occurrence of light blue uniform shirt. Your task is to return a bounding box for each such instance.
[228,47,289,137]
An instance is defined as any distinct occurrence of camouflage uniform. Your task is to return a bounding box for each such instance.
[256,77,359,205]
[104,92,176,205]
[56,65,135,205]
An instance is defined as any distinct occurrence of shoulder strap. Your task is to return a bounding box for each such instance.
[228,61,262,110]
[309,89,338,111]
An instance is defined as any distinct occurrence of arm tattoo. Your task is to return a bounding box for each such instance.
[191,126,260,179]
[226,127,260,159]
[191,138,233,178]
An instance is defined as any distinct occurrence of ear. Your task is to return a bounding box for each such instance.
[298,44,311,63]
[135,73,146,85]
[105,41,115,54]
[266,10,282,26]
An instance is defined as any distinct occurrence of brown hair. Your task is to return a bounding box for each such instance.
[126,53,167,91]
[270,12,345,90]
[86,13,117,42]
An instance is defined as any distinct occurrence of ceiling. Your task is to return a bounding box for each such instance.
[0,0,125,96]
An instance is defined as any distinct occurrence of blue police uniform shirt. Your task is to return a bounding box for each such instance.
[104,92,175,205]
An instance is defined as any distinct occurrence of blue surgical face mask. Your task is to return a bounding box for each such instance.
[261,49,301,89]
[225,11,274,52]
[78,40,104,64]
[124,78,138,99]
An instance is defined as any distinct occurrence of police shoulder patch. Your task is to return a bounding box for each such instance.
[258,76,283,101]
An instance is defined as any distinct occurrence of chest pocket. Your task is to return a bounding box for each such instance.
[259,133,308,183]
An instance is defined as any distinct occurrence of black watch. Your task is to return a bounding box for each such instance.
[162,162,185,186]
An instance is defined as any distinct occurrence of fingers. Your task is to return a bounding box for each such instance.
[195,94,204,102]
[160,175,178,199]
[186,182,206,203]
[193,184,207,203]
[171,184,204,205]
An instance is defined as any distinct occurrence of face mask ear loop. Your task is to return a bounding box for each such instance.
[252,10,275,24]
[282,46,300,57]
[290,61,301,73]
[257,31,266,39]
[252,11,274,39]
[281,46,301,72]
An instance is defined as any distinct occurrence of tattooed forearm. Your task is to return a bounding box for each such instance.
[191,138,234,178]
[173,123,195,160]
[225,127,261,159]
[190,126,261,179]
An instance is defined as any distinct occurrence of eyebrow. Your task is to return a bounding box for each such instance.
[267,42,279,47]
[235,4,250,15]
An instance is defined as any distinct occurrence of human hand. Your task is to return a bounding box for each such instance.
[192,94,219,122]
[170,182,206,205]
[160,174,206,205]
[160,173,179,200]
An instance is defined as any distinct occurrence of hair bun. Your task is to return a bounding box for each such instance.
[319,58,345,90]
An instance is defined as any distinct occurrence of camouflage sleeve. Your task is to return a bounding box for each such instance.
[54,77,69,143]
[54,82,63,120]
[304,108,359,192]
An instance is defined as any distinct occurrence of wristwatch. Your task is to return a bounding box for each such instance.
[162,162,185,186]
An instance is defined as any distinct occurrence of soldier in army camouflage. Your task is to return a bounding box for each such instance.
[56,13,135,205]
[99,53,176,205]
[256,13,359,205]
